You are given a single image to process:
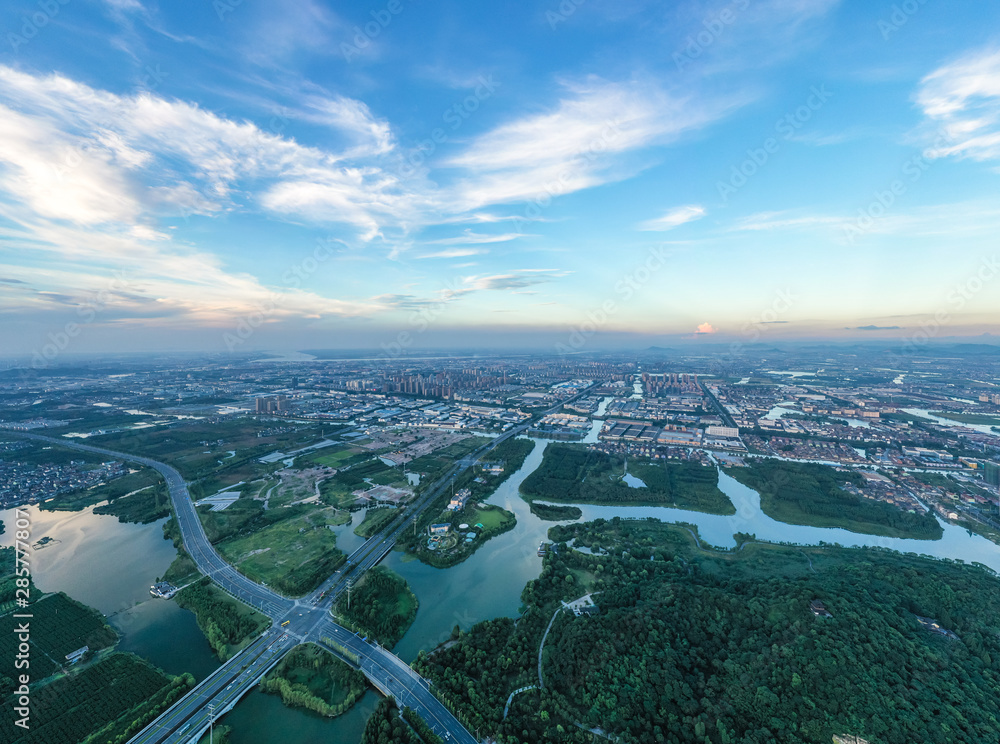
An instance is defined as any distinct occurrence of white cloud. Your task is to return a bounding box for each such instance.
[445,78,742,210]
[0,104,142,225]
[458,270,571,293]
[637,204,705,231]
[0,65,415,236]
[916,46,1000,162]
[731,202,1000,243]
[300,95,395,155]
[0,211,392,325]
[103,0,143,10]
[425,231,527,245]
[416,248,489,259]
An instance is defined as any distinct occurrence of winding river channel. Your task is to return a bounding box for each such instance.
[3,435,1000,742]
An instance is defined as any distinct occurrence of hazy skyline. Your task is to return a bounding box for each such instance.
[2,0,1000,356]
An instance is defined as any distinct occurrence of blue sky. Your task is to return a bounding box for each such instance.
[2,0,1000,356]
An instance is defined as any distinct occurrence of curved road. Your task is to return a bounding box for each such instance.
[16,433,477,744]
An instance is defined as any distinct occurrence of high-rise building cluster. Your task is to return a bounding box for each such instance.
[255,395,291,413]
[642,372,700,397]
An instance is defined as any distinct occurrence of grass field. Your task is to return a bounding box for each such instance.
[217,505,347,596]
[89,417,326,481]
[462,503,511,531]
[304,445,370,469]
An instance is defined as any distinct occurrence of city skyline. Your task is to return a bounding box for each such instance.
[2,0,1000,355]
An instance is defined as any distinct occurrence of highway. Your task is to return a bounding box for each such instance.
[129,629,296,744]
[17,432,478,744]
[15,386,593,744]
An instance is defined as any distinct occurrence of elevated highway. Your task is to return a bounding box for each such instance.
[16,385,593,743]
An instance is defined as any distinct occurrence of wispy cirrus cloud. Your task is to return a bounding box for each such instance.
[916,45,1000,163]
[415,248,489,259]
[444,77,746,211]
[297,94,395,155]
[425,231,528,245]
[731,202,1000,241]
[637,204,705,231]
[454,269,571,294]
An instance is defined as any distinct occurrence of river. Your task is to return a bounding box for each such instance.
[903,407,1000,436]
[4,436,1000,742]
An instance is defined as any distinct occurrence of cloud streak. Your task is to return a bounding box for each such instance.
[916,45,1000,163]
[637,204,706,231]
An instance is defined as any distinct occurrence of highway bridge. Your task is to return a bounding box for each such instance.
[16,386,592,744]
[18,433,478,744]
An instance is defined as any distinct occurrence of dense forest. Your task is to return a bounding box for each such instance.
[361,698,422,744]
[175,578,270,660]
[335,567,418,648]
[520,444,734,514]
[728,459,943,539]
[529,502,583,521]
[413,517,1000,744]
[93,480,171,523]
[262,643,367,717]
